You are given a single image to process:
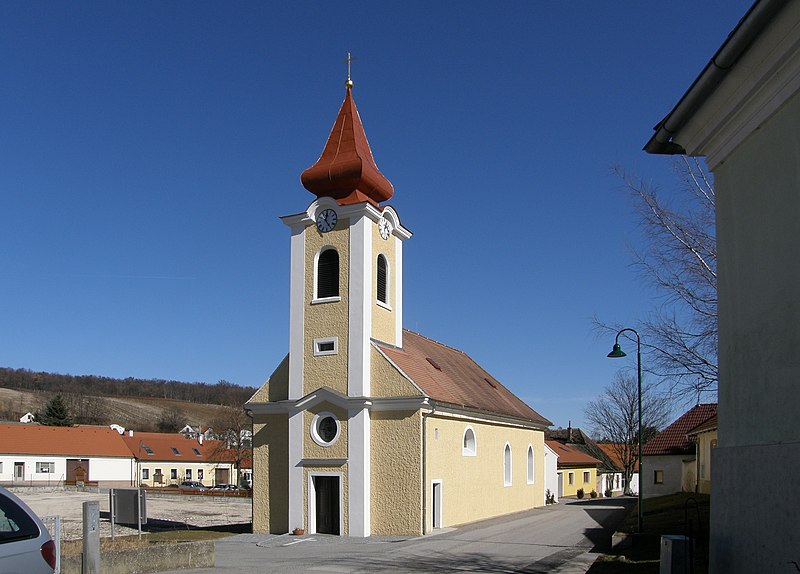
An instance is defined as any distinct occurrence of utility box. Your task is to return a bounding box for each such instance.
[110,488,147,526]
[660,534,691,574]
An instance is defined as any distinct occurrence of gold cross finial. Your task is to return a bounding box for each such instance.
[345,52,357,88]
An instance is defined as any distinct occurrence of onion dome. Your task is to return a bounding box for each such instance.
[300,85,394,206]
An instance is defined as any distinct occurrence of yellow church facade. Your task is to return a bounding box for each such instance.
[246,81,551,537]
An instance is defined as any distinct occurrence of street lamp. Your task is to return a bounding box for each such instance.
[607,328,643,534]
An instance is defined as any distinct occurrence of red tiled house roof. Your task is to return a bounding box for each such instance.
[545,427,621,472]
[545,440,602,467]
[0,424,132,458]
[642,404,717,456]
[120,432,228,463]
[687,414,718,436]
[376,330,551,426]
[597,442,639,472]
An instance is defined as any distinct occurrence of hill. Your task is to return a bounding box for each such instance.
[0,367,257,432]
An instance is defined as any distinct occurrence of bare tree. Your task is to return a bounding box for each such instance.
[604,157,717,402]
[209,407,252,487]
[585,372,672,495]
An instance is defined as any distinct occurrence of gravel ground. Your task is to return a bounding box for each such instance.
[10,487,252,540]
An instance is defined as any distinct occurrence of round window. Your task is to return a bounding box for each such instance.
[311,412,340,446]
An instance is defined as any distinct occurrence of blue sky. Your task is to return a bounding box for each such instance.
[0,1,750,430]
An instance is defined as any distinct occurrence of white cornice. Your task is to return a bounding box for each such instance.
[281,199,412,239]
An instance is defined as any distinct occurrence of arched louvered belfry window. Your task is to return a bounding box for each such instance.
[377,254,388,304]
[316,248,339,299]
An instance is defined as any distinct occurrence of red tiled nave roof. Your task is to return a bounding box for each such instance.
[376,330,552,426]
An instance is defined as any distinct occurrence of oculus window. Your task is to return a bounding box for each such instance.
[311,412,341,447]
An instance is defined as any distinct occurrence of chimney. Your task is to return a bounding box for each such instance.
[568,421,572,442]
[129,430,134,437]
[198,435,203,445]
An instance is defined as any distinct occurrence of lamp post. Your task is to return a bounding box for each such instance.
[607,328,643,534]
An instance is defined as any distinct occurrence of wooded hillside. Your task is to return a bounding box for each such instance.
[0,367,258,432]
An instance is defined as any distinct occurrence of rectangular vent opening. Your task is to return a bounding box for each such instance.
[484,378,497,389]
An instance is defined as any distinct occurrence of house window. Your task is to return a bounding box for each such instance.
[142,444,154,455]
[316,248,340,300]
[198,469,204,480]
[462,426,476,456]
[313,337,338,356]
[36,462,55,474]
[171,469,178,480]
[0,462,3,473]
[568,472,574,486]
[503,443,512,486]
[527,445,534,484]
[193,448,201,456]
[185,469,192,479]
[171,447,181,456]
[311,412,341,447]
[142,468,150,480]
[654,470,664,484]
[583,471,590,484]
[377,254,389,305]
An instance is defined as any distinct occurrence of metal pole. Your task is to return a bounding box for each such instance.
[637,337,644,534]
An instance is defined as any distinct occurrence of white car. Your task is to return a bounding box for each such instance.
[0,487,56,574]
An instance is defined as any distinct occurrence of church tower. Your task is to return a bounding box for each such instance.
[277,78,411,536]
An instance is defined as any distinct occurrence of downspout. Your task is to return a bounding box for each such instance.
[421,403,436,535]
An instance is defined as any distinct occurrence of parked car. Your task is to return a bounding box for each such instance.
[0,486,57,574]
[179,481,206,491]
[210,484,238,491]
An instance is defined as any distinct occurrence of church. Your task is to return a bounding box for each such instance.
[246,75,552,537]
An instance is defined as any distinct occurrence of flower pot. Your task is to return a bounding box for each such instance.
[292,528,305,536]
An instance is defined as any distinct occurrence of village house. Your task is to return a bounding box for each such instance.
[246,80,552,537]
[641,404,717,498]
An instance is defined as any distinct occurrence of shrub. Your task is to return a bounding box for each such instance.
[604,488,613,498]
[577,488,584,499]
[590,489,598,498]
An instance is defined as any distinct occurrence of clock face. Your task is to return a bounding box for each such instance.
[316,209,337,233]
[379,217,392,240]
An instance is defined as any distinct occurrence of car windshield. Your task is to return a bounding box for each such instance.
[0,493,40,544]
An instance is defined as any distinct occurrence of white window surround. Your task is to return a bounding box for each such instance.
[310,412,341,447]
[503,443,512,486]
[313,337,338,356]
[527,445,534,484]
[462,426,477,456]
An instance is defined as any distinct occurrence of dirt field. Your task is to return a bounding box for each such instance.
[11,488,252,540]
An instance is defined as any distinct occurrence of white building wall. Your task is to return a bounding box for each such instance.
[543,443,558,503]
[0,455,134,485]
[643,455,690,498]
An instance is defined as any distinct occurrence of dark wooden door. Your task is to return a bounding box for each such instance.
[314,476,339,535]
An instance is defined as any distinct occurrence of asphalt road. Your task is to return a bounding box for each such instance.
[155,497,635,574]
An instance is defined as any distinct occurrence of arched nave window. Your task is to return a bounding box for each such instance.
[527,445,534,484]
[504,443,512,486]
[462,426,476,456]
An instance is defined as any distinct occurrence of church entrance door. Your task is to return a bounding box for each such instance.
[313,476,340,535]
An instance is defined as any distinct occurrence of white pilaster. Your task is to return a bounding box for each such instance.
[394,235,403,347]
[348,214,371,397]
[288,226,306,400]
[348,407,371,537]
[287,411,304,531]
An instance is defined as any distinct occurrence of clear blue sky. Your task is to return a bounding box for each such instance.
[0,1,751,430]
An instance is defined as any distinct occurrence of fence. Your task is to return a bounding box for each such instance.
[41,514,62,574]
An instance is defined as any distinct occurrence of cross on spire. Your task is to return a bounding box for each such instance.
[345,52,357,88]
